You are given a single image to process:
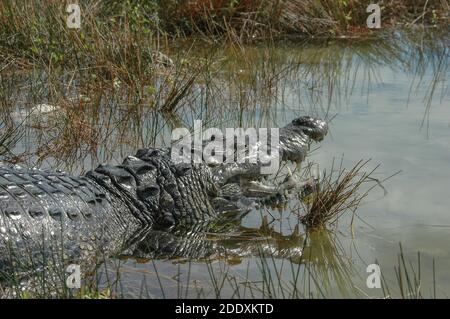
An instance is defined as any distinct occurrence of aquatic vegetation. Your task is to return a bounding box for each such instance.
[0,116,23,161]
[159,0,449,39]
[299,159,397,229]
[1,1,449,71]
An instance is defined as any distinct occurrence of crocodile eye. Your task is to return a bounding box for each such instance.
[137,185,160,199]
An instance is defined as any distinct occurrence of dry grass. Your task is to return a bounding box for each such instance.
[1,1,449,67]
[300,159,398,229]
[0,115,24,162]
[159,0,449,39]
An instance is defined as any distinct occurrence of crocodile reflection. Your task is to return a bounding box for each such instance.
[122,214,357,296]
[124,214,350,267]
[123,215,302,262]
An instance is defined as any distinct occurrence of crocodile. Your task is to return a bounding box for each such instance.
[0,116,328,289]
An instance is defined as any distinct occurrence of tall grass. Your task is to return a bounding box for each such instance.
[299,159,400,229]
[1,1,449,67]
[153,0,449,39]
[379,243,439,299]
[0,115,24,161]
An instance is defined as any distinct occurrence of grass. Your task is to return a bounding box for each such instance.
[0,115,24,161]
[379,243,439,299]
[0,28,447,298]
[122,236,443,299]
[0,157,442,299]
[0,1,449,70]
[160,0,449,39]
[299,159,399,229]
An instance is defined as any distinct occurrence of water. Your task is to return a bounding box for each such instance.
[310,58,450,297]
[1,30,449,298]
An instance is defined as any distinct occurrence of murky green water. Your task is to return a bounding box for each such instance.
[2,30,449,298]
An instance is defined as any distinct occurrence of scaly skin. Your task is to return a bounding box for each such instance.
[0,164,143,280]
[0,116,328,286]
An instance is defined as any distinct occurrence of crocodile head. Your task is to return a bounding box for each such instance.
[278,116,329,164]
[288,116,328,142]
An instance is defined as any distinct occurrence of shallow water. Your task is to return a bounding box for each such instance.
[2,30,450,298]
[111,33,450,298]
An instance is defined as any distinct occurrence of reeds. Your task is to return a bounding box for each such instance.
[379,243,438,299]
[158,0,449,40]
[299,159,398,229]
[0,116,23,161]
[1,0,449,67]
[0,213,443,299]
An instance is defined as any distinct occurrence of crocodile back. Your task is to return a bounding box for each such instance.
[0,163,141,282]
